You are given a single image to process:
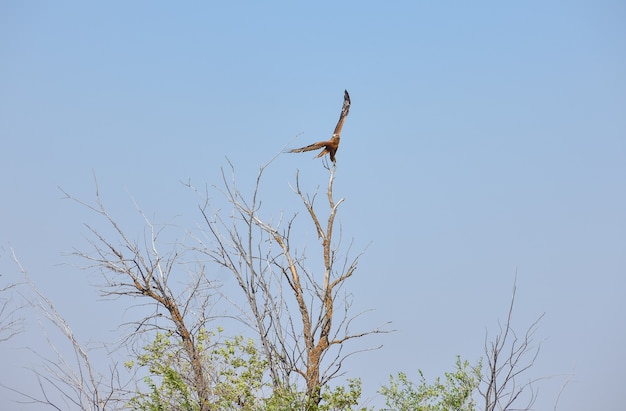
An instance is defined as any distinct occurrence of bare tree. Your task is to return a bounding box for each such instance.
[195,159,388,406]
[60,181,220,411]
[0,271,22,344]
[479,280,544,411]
[6,249,125,411]
[9,154,384,409]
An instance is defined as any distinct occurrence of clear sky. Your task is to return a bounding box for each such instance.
[1,1,625,410]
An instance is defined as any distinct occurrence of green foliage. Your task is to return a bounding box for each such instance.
[126,329,482,411]
[211,334,267,409]
[126,331,200,411]
[126,329,268,410]
[262,379,368,411]
[318,379,370,411]
[127,329,481,411]
[379,357,481,411]
[261,386,309,410]
[126,329,367,411]
[125,329,486,411]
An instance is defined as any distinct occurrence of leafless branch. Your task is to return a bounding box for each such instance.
[0,274,23,343]
[59,175,221,411]
[553,375,572,411]
[195,159,390,406]
[9,248,126,410]
[480,278,544,411]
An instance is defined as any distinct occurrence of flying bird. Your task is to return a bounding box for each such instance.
[289,90,351,162]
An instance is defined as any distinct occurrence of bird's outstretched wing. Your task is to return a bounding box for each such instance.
[289,141,329,153]
[289,90,351,163]
[333,90,351,137]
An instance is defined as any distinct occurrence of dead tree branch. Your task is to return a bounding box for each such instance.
[195,160,389,406]
[0,272,22,344]
[60,177,219,411]
[9,249,123,410]
[480,279,544,411]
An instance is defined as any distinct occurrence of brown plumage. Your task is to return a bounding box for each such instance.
[289,90,351,162]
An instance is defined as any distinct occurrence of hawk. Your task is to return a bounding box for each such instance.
[289,90,350,162]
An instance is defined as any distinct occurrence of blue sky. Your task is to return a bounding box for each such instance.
[1,1,625,409]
